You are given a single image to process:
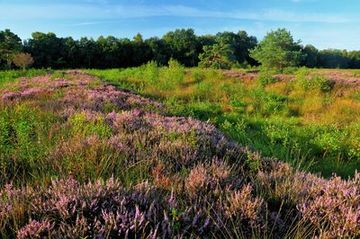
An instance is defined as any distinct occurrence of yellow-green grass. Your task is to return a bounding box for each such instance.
[87,65,360,178]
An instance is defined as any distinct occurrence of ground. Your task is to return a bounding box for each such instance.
[0,69,359,238]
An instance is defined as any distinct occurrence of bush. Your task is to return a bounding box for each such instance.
[12,53,34,70]
[158,59,185,90]
[199,43,236,69]
[257,71,278,86]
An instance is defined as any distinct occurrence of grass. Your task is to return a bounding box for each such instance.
[87,65,360,178]
[0,69,359,238]
[0,69,52,89]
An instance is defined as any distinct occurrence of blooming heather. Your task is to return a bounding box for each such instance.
[0,71,359,238]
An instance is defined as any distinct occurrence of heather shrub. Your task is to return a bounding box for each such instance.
[1,69,360,238]
[0,178,267,238]
[90,67,360,178]
[298,173,360,238]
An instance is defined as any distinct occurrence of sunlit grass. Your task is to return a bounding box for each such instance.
[88,66,360,178]
[1,68,359,238]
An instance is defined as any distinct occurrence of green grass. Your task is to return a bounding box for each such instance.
[0,69,52,89]
[0,68,358,238]
[1,66,359,178]
[87,65,360,178]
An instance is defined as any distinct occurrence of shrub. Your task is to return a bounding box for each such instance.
[199,43,236,69]
[11,53,34,70]
[257,71,278,86]
[142,60,159,85]
[158,59,185,90]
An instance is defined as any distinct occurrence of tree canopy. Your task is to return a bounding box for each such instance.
[0,29,22,68]
[199,43,236,69]
[1,28,360,70]
[250,29,303,70]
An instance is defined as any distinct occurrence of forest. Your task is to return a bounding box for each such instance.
[1,28,360,70]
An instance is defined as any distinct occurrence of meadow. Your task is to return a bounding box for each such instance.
[88,63,360,178]
[0,66,359,238]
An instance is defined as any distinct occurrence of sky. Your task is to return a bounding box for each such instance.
[1,0,359,50]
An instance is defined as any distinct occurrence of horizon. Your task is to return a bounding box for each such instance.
[1,0,360,50]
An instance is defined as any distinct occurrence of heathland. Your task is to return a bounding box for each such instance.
[0,27,359,238]
[0,67,359,238]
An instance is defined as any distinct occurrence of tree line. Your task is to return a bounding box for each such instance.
[1,28,360,70]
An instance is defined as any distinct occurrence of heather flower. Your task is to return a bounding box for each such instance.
[298,173,360,238]
[185,161,232,196]
[185,165,208,195]
[225,185,264,225]
[106,109,148,132]
[1,91,21,100]
[17,220,53,239]
[20,87,48,98]
[1,70,360,239]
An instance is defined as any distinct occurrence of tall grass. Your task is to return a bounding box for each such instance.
[0,69,359,238]
[0,69,52,89]
[88,66,360,178]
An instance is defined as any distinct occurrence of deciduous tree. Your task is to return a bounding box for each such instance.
[12,52,34,70]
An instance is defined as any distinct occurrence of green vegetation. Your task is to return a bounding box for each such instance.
[250,29,303,70]
[88,65,360,178]
[0,69,359,238]
[2,27,360,70]
[199,43,236,69]
[0,69,52,88]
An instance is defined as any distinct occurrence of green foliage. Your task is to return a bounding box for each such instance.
[215,30,258,65]
[162,29,199,66]
[250,28,303,70]
[257,71,278,86]
[69,112,112,138]
[142,61,159,84]
[2,27,360,70]
[250,87,288,115]
[199,43,236,69]
[0,105,58,185]
[158,59,185,90]
[191,69,205,83]
[91,67,360,178]
[295,73,334,92]
[0,69,51,89]
[167,59,185,83]
[302,44,319,68]
[0,29,22,69]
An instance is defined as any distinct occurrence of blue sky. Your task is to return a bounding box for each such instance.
[1,0,359,50]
